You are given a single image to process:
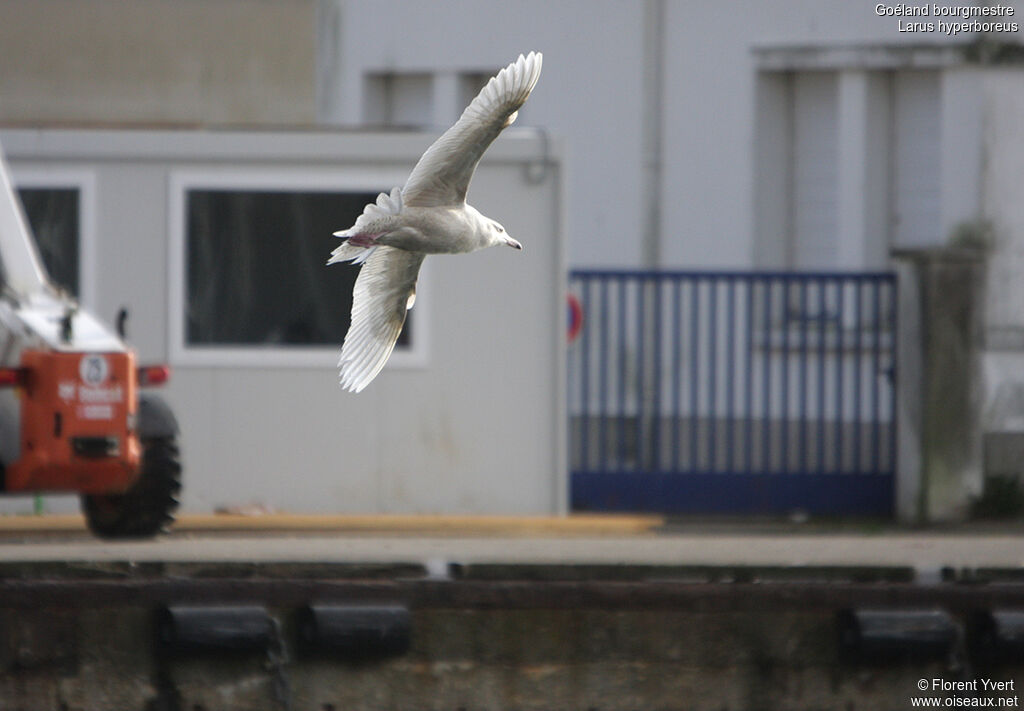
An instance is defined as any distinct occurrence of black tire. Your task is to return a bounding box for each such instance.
[82,437,182,539]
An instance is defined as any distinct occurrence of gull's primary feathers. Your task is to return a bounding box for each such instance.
[327,51,542,392]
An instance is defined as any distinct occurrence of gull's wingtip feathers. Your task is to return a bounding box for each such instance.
[466,50,543,125]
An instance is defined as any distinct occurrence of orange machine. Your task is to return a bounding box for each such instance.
[0,137,181,538]
[0,347,179,538]
[5,350,140,493]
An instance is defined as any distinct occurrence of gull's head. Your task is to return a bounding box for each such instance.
[489,220,522,251]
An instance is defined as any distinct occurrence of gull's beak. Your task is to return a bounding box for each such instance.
[504,235,523,250]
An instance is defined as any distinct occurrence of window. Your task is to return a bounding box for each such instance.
[11,168,95,306]
[17,187,79,295]
[169,170,427,367]
[363,72,432,127]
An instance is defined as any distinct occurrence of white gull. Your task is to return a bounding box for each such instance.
[327,51,543,392]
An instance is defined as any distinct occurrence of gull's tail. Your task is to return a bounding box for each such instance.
[327,187,403,265]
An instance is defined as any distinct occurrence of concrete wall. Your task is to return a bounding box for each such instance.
[983,70,1024,452]
[0,128,566,515]
[895,248,987,522]
[2,566,1023,710]
[0,605,928,710]
[979,68,1024,505]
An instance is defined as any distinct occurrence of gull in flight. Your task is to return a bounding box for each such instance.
[327,51,543,392]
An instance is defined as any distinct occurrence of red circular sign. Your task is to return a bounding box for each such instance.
[567,294,583,343]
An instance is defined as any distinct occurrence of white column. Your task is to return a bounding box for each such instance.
[836,70,890,271]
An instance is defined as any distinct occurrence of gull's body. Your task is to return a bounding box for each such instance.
[327,51,542,392]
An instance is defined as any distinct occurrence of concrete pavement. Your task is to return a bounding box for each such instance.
[0,513,1020,572]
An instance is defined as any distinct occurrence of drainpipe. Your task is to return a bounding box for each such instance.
[642,0,665,269]
[315,0,344,125]
[639,0,666,468]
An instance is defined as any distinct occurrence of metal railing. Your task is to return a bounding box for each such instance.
[568,269,897,515]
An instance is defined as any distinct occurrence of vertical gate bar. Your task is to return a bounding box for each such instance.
[780,277,790,473]
[636,276,646,471]
[762,278,773,472]
[799,278,809,473]
[889,275,898,473]
[817,277,828,475]
[569,275,577,472]
[617,276,628,470]
[598,277,610,470]
[689,278,701,471]
[652,277,663,471]
[580,277,591,472]
[745,276,755,474]
[853,278,863,474]
[835,279,846,474]
[708,277,718,472]
[871,277,882,475]
[726,275,736,474]
[672,278,682,471]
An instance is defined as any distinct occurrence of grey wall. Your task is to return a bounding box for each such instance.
[0,0,316,126]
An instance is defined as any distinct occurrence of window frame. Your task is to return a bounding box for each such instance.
[9,165,97,308]
[168,168,430,369]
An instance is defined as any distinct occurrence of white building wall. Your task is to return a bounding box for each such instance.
[320,0,1023,272]
[0,0,316,126]
[656,0,943,269]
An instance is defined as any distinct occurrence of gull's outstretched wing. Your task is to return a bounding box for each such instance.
[338,246,425,393]
[402,51,542,208]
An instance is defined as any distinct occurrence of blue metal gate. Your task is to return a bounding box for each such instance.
[568,270,897,516]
